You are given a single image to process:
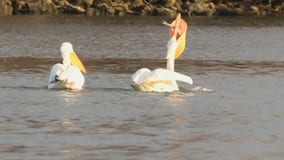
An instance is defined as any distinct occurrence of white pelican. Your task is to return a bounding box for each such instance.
[132,13,193,92]
[48,42,87,90]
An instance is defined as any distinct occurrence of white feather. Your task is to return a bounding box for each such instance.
[47,42,85,90]
[132,68,193,92]
[131,35,193,92]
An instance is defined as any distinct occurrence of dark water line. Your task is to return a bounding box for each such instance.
[1,57,284,74]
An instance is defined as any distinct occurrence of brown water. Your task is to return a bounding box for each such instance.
[0,15,284,160]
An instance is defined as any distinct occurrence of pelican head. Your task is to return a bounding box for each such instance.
[60,42,87,74]
[60,42,73,66]
[61,42,74,56]
[165,13,188,72]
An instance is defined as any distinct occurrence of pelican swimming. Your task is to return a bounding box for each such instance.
[132,13,193,92]
[48,42,87,90]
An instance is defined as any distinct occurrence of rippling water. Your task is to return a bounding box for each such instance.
[1,15,284,160]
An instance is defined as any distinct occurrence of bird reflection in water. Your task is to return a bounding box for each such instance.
[57,90,83,104]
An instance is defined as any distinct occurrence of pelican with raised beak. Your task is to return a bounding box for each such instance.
[132,13,193,92]
[48,42,87,90]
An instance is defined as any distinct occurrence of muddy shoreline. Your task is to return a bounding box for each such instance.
[1,0,284,16]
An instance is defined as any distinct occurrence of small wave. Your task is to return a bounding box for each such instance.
[167,91,195,97]
[191,86,215,92]
[0,145,28,153]
[0,85,47,90]
[84,87,133,92]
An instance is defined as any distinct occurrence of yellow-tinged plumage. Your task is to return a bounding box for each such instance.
[48,42,86,90]
[132,14,193,92]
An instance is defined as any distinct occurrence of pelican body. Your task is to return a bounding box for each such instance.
[132,68,193,92]
[132,14,193,92]
[48,42,87,90]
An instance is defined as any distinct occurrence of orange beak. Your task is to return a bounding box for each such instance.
[70,52,87,74]
[169,13,188,59]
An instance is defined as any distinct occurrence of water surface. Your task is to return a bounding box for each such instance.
[0,16,284,160]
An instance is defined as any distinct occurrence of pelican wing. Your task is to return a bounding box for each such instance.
[132,68,151,84]
[146,68,193,85]
[171,70,193,84]
[48,63,65,89]
[48,63,85,90]
[132,68,192,92]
